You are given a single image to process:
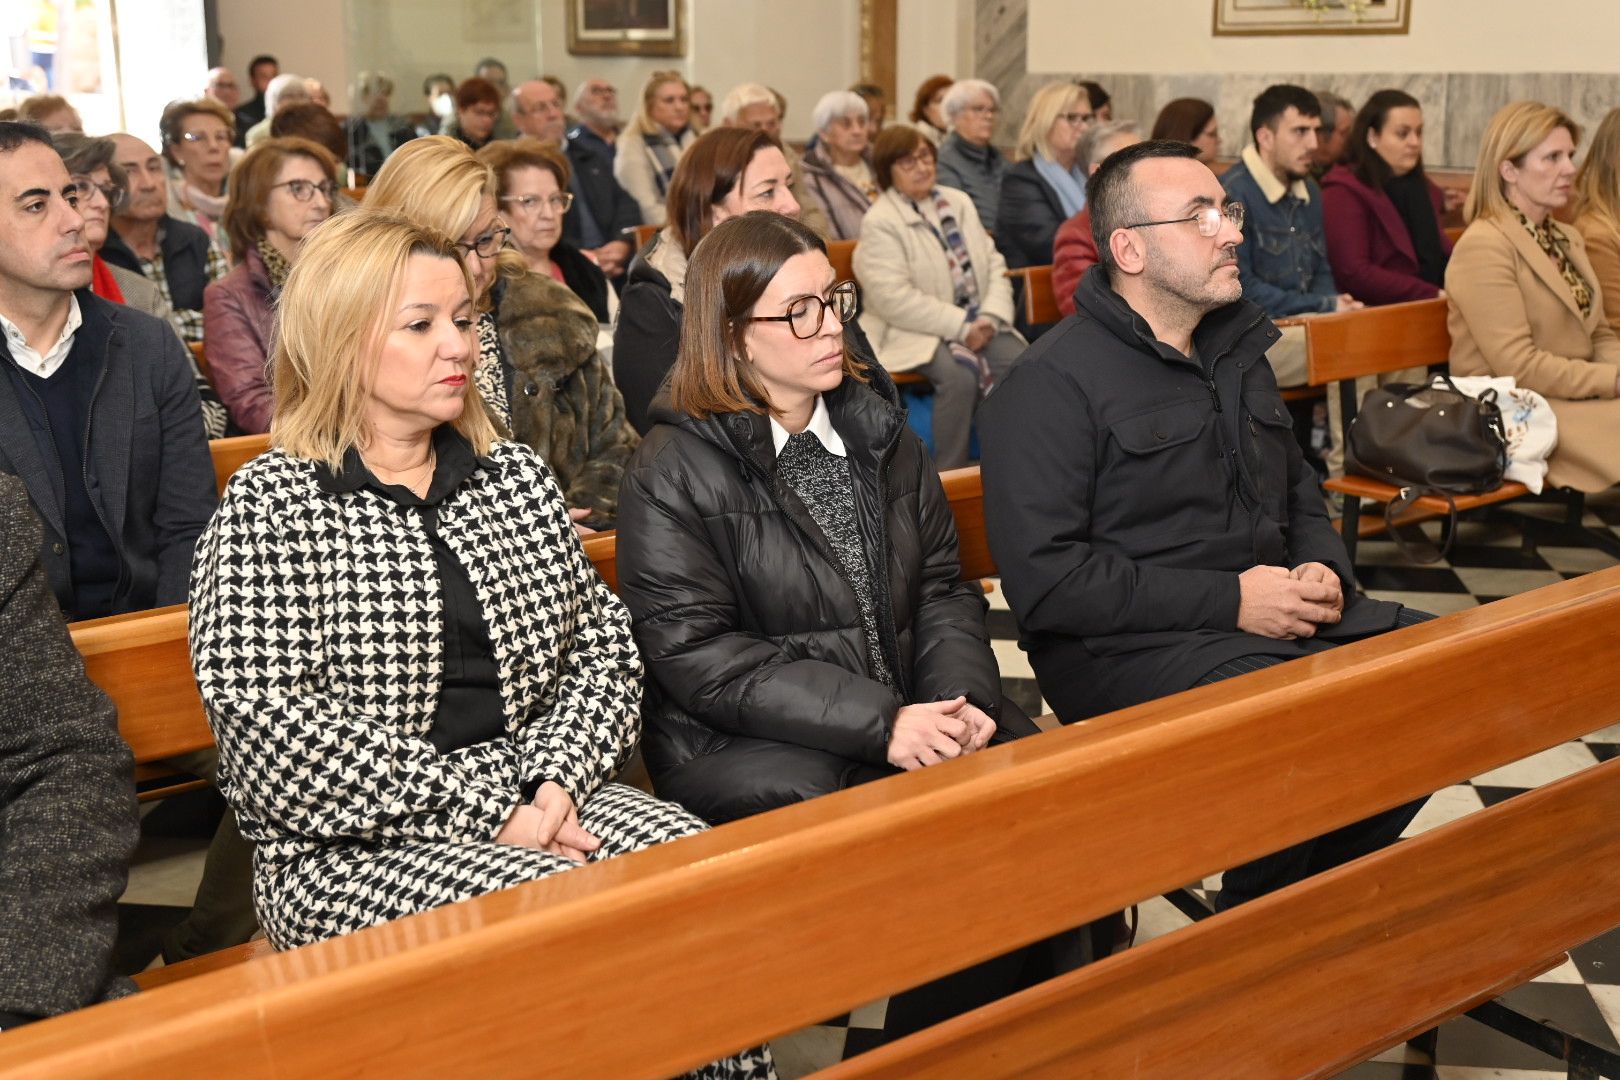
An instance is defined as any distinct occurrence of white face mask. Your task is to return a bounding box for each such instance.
[432,93,454,120]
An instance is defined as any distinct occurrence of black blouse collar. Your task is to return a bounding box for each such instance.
[316,425,498,506]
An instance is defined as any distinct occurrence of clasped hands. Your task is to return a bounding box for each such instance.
[1236,562,1344,640]
[496,780,600,863]
[886,696,996,771]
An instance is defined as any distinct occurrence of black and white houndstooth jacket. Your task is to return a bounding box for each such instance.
[187,438,643,868]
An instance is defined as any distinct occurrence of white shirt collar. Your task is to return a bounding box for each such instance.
[769,394,847,457]
[0,294,83,380]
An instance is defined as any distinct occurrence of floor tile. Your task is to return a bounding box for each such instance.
[120,837,207,907]
[1449,567,1568,598]
[846,997,888,1030]
[1534,545,1620,574]
[1529,956,1586,985]
[1401,784,1484,838]
[1571,930,1620,986]
[771,1025,847,1078]
[1443,544,1553,571]
[1584,984,1620,1044]
[1357,565,1470,594]
[1362,590,1480,615]
[1469,743,1599,789]
[989,637,1035,680]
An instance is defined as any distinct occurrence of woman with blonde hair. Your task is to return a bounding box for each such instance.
[187,214,778,1080]
[995,80,1093,269]
[1447,101,1620,492]
[1574,108,1620,334]
[613,69,696,227]
[366,135,636,524]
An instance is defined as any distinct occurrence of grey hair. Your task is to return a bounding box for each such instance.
[942,79,998,122]
[1313,88,1353,124]
[810,90,868,134]
[265,73,309,116]
[1078,119,1141,172]
[353,71,394,101]
[50,130,125,188]
[720,82,778,125]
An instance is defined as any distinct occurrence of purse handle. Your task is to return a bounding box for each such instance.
[1381,485,1457,564]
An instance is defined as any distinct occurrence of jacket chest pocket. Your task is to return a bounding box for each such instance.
[1242,389,1295,520]
[1105,401,1227,540]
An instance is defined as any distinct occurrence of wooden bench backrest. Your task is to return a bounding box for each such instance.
[626,223,660,251]
[940,466,993,580]
[1304,296,1451,385]
[187,340,209,382]
[209,434,272,495]
[1005,265,1060,326]
[68,605,208,764]
[827,238,857,285]
[16,567,1620,1077]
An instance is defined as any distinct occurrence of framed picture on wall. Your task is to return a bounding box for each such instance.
[567,0,685,56]
[1213,0,1411,35]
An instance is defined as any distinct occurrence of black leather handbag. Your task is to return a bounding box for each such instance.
[1344,374,1509,560]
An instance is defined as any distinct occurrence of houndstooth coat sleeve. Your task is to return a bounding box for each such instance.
[187,440,642,863]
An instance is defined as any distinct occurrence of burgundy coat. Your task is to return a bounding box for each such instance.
[1052,208,1098,319]
[202,247,276,434]
[1320,164,1452,306]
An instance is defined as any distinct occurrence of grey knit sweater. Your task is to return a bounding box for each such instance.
[0,474,137,1028]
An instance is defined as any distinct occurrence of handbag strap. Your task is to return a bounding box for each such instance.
[1382,485,1457,564]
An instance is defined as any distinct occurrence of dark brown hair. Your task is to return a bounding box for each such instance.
[455,77,501,111]
[222,136,338,260]
[872,124,933,191]
[1151,97,1215,144]
[666,126,779,254]
[158,97,236,163]
[270,103,346,163]
[477,137,571,195]
[909,75,953,125]
[1345,88,1425,190]
[671,211,865,419]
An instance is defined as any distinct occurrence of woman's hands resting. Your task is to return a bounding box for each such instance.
[496,780,602,862]
[886,696,997,771]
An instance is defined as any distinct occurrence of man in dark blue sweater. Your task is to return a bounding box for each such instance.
[0,121,216,622]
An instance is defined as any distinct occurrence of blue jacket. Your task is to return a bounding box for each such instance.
[564,124,643,254]
[1220,154,1340,317]
[0,291,217,617]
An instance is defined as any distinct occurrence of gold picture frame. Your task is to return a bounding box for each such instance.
[567,0,685,57]
[1213,0,1411,36]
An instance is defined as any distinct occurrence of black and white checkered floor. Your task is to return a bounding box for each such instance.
[118,496,1620,1078]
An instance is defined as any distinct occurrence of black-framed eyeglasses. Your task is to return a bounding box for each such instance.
[272,178,337,203]
[747,280,860,339]
[457,225,512,259]
[500,192,574,214]
[1124,202,1245,238]
[69,176,126,210]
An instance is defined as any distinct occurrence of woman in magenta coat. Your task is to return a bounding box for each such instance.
[1321,89,1453,306]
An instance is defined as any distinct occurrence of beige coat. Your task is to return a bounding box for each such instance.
[853,185,1014,374]
[1446,214,1620,492]
[1575,213,1620,335]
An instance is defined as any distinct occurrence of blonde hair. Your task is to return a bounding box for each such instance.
[1575,108,1620,237]
[1015,81,1084,162]
[272,208,496,467]
[363,135,524,302]
[634,69,688,135]
[1465,100,1583,225]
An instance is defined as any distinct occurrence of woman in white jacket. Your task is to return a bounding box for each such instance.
[614,70,698,227]
[854,125,1023,468]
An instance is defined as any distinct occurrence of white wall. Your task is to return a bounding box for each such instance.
[215,0,352,112]
[1028,0,1620,76]
[896,0,972,120]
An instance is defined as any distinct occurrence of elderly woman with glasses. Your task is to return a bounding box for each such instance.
[368,136,637,526]
[997,81,1094,271]
[855,125,1022,469]
[160,97,238,259]
[477,138,616,329]
[53,131,230,438]
[934,78,1007,233]
[617,209,1038,828]
[798,90,879,241]
[203,137,339,434]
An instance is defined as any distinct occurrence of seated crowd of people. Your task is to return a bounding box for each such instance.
[6,50,1620,1075]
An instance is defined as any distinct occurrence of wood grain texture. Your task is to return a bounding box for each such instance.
[823,759,1620,1079]
[828,238,858,286]
[1005,264,1060,326]
[10,568,1620,1078]
[68,605,209,765]
[1304,296,1451,385]
[208,433,271,496]
[938,466,992,580]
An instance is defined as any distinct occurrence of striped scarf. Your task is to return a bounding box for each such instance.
[916,189,992,392]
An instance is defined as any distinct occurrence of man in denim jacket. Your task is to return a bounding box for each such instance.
[1220,85,1361,385]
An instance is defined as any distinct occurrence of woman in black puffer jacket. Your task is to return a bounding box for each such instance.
[616,211,1037,828]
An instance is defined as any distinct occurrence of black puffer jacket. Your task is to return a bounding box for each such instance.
[616,363,1033,824]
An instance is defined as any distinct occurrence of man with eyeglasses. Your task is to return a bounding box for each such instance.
[935,79,1008,233]
[563,78,643,283]
[101,133,229,345]
[1219,84,1362,387]
[980,140,1427,908]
